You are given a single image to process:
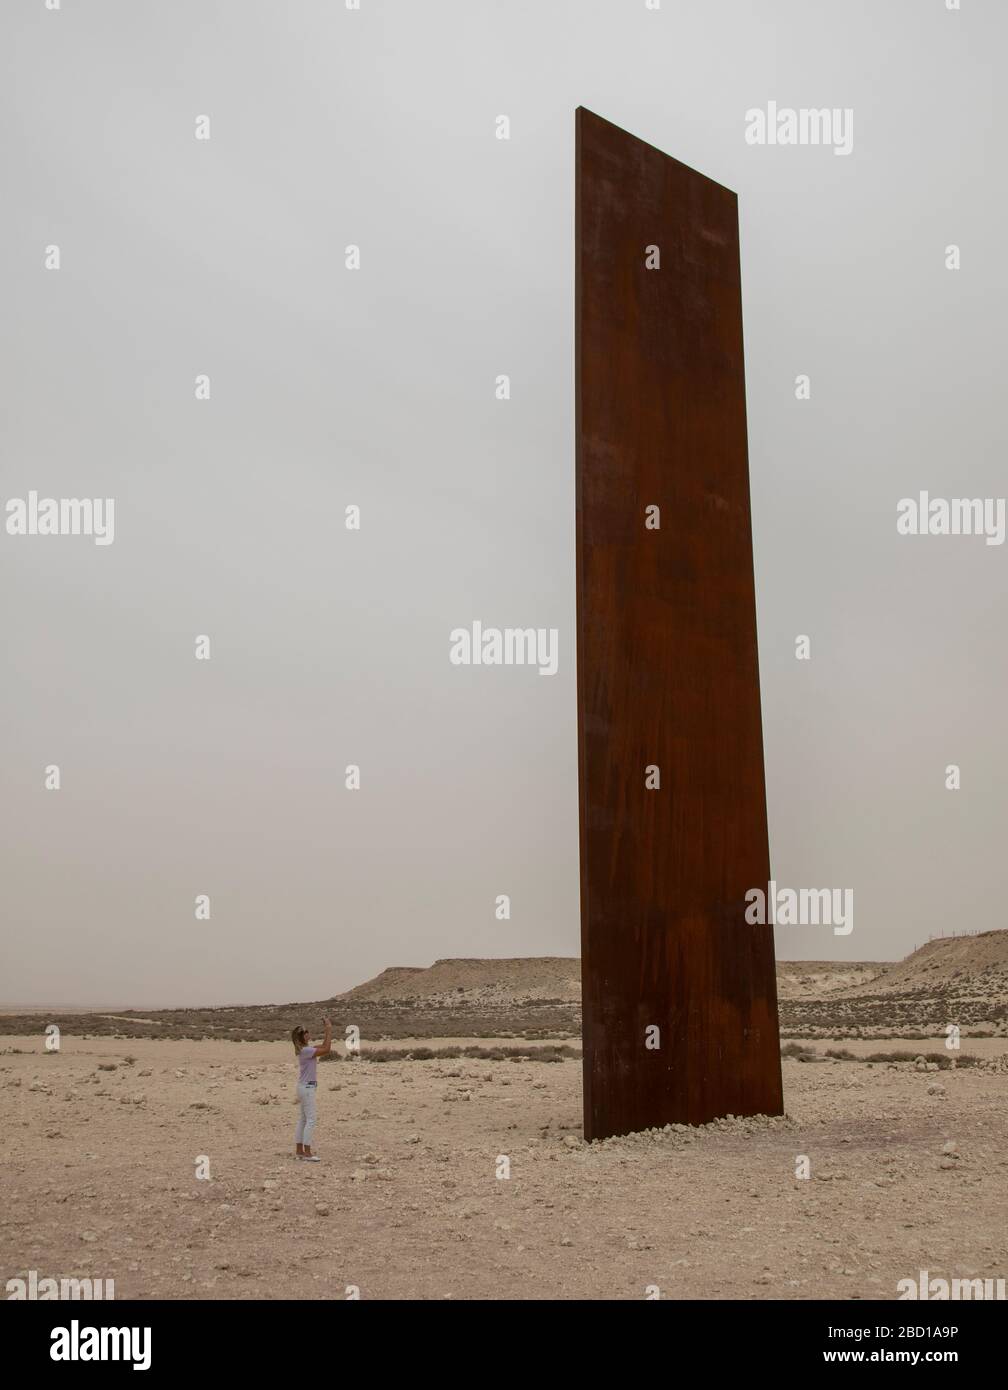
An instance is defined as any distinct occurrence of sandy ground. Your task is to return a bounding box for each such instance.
[3,1033,1007,1301]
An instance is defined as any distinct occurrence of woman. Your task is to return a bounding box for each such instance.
[291,1016,332,1161]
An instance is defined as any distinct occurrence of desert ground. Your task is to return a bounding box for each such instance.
[3,933,1007,1301]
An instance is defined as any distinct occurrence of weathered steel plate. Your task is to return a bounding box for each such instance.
[576,107,783,1140]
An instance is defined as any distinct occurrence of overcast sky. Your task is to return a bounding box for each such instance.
[2,0,1004,1006]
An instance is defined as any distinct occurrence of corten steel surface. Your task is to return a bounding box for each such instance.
[575,108,783,1141]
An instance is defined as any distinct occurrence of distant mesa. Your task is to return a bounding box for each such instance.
[1,931,1004,1043]
[336,957,582,1007]
[339,933,1008,1009]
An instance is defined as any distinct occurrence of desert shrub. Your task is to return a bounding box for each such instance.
[861,1049,979,1069]
[334,1043,581,1064]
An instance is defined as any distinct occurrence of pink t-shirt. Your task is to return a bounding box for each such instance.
[298,1046,318,1084]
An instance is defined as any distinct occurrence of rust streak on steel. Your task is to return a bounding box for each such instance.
[575,107,783,1141]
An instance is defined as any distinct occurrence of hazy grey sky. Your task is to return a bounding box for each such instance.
[2,0,1004,1006]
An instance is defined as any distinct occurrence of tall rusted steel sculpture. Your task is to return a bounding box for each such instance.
[575,108,783,1140]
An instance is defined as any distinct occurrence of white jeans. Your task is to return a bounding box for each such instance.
[295,1082,317,1146]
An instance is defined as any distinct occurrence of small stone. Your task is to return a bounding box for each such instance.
[79,1230,98,1243]
[941,1140,958,1155]
[939,1158,957,1170]
[315,1202,330,1216]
